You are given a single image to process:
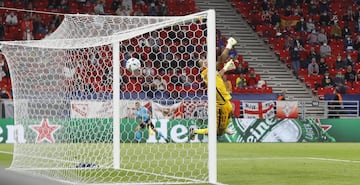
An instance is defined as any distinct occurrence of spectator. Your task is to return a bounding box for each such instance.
[148,31,161,52]
[318,57,329,75]
[342,6,355,23]
[328,87,343,118]
[0,18,4,40]
[307,46,321,62]
[335,54,345,70]
[111,0,120,12]
[319,0,330,13]
[261,10,272,25]
[344,36,354,52]
[319,41,331,57]
[283,5,293,17]
[353,35,360,50]
[94,0,105,15]
[59,0,70,12]
[344,53,355,67]
[235,73,247,88]
[122,0,133,12]
[5,11,18,26]
[321,71,334,88]
[354,16,360,33]
[236,60,249,74]
[142,62,156,77]
[295,17,307,32]
[306,18,315,32]
[319,10,331,26]
[293,36,305,51]
[153,75,167,96]
[342,23,352,39]
[247,70,258,88]
[308,0,319,15]
[308,57,319,75]
[277,90,286,101]
[283,35,293,51]
[293,4,304,17]
[344,65,356,83]
[317,28,328,45]
[158,2,169,16]
[142,76,156,98]
[133,8,144,16]
[330,21,342,39]
[0,87,11,99]
[116,5,128,16]
[333,71,345,87]
[290,47,301,79]
[271,10,281,27]
[307,29,319,45]
[148,3,158,16]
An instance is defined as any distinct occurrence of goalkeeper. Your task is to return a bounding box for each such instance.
[190,37,237,140]
[134,102,169,143]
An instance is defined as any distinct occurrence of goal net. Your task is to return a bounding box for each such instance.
[0,10,218,184]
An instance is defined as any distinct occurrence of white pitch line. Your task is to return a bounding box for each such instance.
[0,150,13,155]
[218,157,360,163]
[305,157,360,163]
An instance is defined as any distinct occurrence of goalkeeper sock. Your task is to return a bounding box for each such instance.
[135,131,142,143]
[194,128,208,135]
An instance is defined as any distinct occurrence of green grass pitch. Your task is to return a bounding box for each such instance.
[1,143,360,185]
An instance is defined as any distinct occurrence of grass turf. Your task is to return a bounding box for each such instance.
[1,143,360,185]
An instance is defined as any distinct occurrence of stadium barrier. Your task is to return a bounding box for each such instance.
[0,99,359,119]
[1,117,360,143]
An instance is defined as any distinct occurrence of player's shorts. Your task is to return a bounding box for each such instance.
[216,101,233,136]
[139,119,155,130]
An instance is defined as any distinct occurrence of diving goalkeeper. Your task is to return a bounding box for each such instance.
[189,37,237,140]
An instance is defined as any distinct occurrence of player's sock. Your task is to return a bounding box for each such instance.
[194,128,208,135]
[226,37,237,49]
[135,131,141,143]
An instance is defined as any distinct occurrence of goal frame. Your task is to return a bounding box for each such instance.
[1,9,218,185]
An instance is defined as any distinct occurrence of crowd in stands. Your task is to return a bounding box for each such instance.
[232,0,360,98]
[0,0,274,99]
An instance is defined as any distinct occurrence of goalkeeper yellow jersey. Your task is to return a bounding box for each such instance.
[201,68,232,105]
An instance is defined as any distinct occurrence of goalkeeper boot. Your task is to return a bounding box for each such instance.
[226,37,237,49]
[189,126,196,140]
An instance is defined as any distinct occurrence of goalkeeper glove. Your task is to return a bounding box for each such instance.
[226,37,237,49]
[223,59,235,71]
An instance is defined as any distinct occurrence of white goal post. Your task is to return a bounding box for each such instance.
[0,10,217,184]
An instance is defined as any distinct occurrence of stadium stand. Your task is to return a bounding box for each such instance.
[231,0,360,99]
[0,0,273,98]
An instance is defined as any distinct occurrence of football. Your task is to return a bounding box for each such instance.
[126,57,141,72]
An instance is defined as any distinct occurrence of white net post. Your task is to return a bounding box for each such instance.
[206,10,217,184]
[0,10,218,185]
[112,41,120,169]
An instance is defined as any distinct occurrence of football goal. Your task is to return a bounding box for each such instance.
[0,10,218,184]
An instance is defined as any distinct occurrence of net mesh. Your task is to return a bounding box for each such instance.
[1,11,211,184]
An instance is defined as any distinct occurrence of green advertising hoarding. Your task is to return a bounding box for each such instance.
[0,118,359,143]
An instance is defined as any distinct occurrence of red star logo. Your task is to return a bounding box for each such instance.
[314,118,332,132]
[30,118,60,143]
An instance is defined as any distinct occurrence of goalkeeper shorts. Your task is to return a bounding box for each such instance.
[217,101,233,136]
